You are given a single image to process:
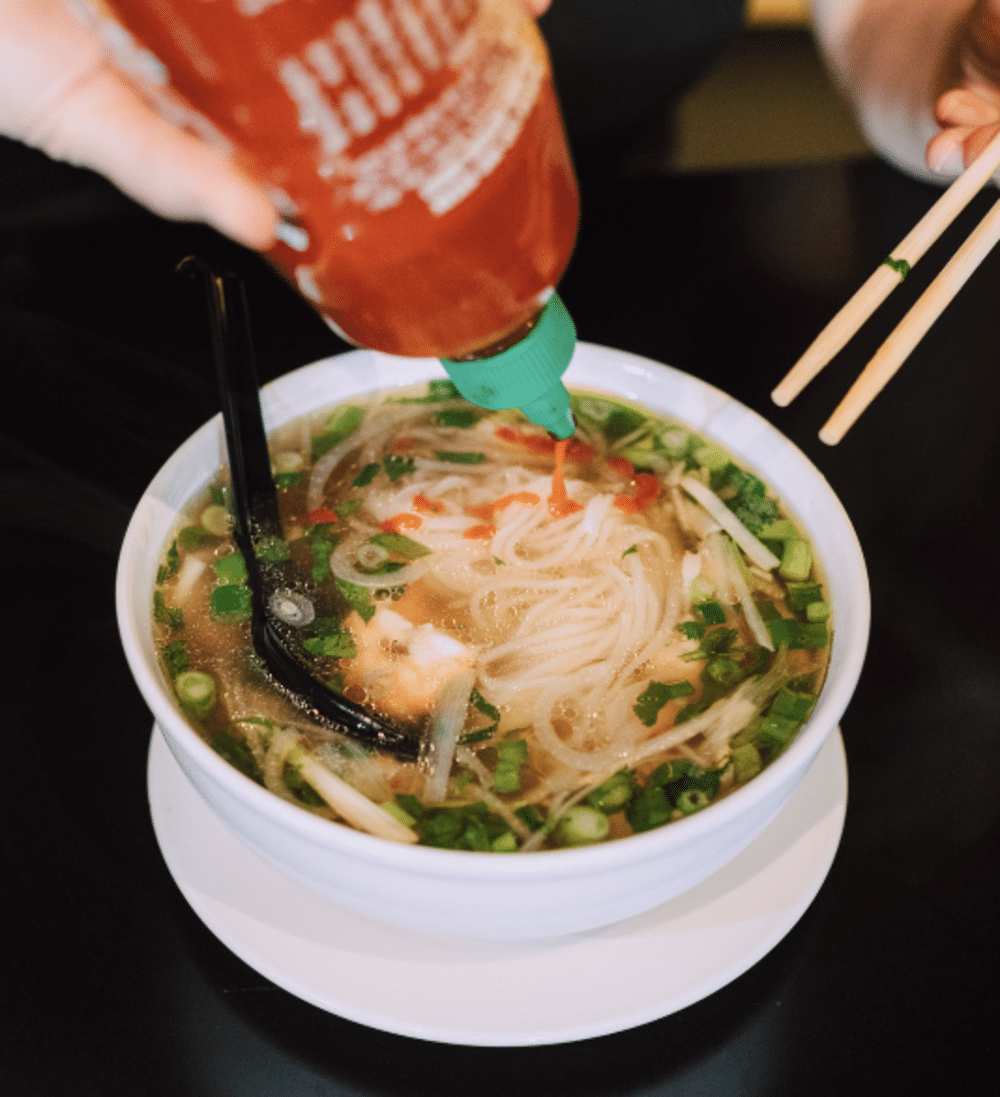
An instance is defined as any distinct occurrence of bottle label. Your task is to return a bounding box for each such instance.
[281,0,545,216]
[85,0,545,219]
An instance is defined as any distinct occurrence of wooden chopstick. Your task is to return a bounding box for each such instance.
[771,127,1000,410]
[818,191,1000,443]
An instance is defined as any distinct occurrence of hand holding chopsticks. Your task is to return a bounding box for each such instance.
[771,128,1000,444]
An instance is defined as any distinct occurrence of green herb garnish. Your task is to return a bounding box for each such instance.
[434,451,485,464]
[153,590,184,630]
[353,463,380,488]
[161,639,190,678]
[383,454,415,482]
[301,617,357,660]
[633,680,696,726]
[369,531,432,559]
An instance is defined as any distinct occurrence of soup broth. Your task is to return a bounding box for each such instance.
[153,383,830,851]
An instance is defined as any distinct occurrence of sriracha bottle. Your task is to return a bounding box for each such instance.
[95,0,581,436]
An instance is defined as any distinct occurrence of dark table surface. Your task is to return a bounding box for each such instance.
[1,137,998,1095]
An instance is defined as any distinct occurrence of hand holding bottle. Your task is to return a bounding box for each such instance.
[0,0,278,246]
[0,0,550,247]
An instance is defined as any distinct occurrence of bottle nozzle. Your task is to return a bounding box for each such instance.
[520,383,575,439]
[441,293,577,438]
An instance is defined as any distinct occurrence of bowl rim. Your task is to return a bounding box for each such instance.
[117,343,869,878]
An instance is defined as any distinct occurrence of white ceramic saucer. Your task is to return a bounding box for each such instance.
[148,725,846,1047]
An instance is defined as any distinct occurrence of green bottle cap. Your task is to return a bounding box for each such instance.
[441,294,576,439]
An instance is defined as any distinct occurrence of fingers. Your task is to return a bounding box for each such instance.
[929,80,1000,176]
[35,65,278,249]
[935,87,998,127]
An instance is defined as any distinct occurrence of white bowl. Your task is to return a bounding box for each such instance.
[117,344,868,941]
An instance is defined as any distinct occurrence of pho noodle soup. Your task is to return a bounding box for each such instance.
[153,384,831,851]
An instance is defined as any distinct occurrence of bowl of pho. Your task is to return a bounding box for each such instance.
[117,344,868,941]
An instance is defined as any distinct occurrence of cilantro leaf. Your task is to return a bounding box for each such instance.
[156,539,180,585]
[308,537,334,583]
[633,680,695,727]
[153,590,184,630]
[383,454,415,481]
[301,618,357,660]
[161,639,190,678]
[335,577,376,623]
[353,463,380,487]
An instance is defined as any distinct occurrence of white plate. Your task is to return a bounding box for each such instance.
[148,724,847,1046]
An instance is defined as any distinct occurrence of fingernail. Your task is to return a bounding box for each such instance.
[930,146,965,176]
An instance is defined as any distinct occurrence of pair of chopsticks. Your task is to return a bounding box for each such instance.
[771,128,1000,444]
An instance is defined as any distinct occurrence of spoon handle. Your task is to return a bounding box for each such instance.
[178,257,419,760]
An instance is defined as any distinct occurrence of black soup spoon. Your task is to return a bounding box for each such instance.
[178,256,419,760]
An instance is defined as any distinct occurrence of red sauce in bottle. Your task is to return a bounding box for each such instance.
[104,0,579,359]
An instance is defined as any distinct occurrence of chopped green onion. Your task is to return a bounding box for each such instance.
[586,769,636,813]
[177,524,212,550]
[676,788,712,816]
[496,739,529,766]
[210,584,252,624]
[355,542,390,570]
[491,831,518,852]
[806,600,830,622]
[458,726,496,745]
[493,762,521,794]
[770,688,814,721]
[380,799,417,827]
[333,497,364,520]
[434,451,486,464]
[554,806,610,847]
[779,538,813,582]
[756,519,797,541]
[731,742,762,784]
[369,531,432,559]
[515,804,545,831]
[212,551,246,584]
[435,409,479,428]
[200,504,232,536]
[469,688,500,721]
[758,713,801,750]
[175,670,216,718]
[693,443,730,471]
[704,658,744,688]
[311,405,366,460]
